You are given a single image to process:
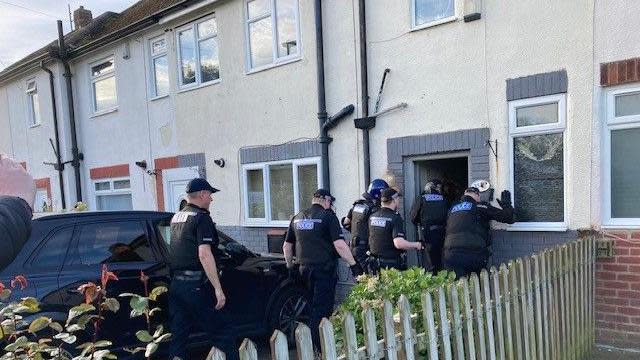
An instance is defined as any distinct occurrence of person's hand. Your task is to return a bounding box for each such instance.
[497,190,512,208]
[416,242,424,251]
[214,287,226,310]
[350,262,364,277]
[0,154,35,209]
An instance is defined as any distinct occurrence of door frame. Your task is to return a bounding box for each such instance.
[162,167,200,213]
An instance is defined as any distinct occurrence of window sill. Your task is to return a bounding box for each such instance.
[246,57,302,76]
[90,108,118,118]
[411,16,458,33]
[29,123,41,129]
[506,223,568,232]
[242,221,289,228]
[177,79,221,94]
[149,94,170,102]
[601,224,640,230]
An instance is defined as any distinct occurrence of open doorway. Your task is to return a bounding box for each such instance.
[414,154,469,206]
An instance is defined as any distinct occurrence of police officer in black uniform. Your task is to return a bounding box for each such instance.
[168,178,238,360]
[283,189,363,349]
[409,179,449,273]
[341,179,389,270]
[368,188,423,273]
[442,181,515,279]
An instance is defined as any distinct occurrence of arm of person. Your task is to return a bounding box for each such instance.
[283,217,297,268]
[341,208,353,231]
[196,215,225,310]
[480,203,515,224]
[333,240,357,266]
[391,213,422,251]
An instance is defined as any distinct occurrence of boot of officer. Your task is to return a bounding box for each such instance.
[283,189,364,350]
[168,178,238,360]
[409,179,448,273]
[341,179,389,272]
[442,180,515,279]
[368,188,423,274]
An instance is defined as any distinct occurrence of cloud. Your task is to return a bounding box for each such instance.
[0,0,136,70]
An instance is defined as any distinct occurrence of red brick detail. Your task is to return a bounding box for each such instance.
[156,172,166,211]
[90,164,130,180]
[601,58,640,87]
[34,178,51,199]
[153,156,179,211]
[154,156,179,170]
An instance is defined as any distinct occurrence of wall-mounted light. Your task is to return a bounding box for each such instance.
[214,158,225,168]
[464,0,482,22]
[136,160,157,175]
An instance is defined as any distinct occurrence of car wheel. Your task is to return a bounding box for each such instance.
[269,286,309,344]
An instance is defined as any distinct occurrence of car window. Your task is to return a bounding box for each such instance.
[76,221,155,265]
[30,226,74,269]
[154,219,171,247]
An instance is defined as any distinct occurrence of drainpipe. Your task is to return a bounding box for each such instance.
[57,20,83,202]
[315,0,330,191]
[358,0,371,187]
[40,61,67,209]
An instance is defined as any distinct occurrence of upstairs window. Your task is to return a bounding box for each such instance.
[25,80,41,126]
[412,0,455,29]
[245,0,301,70]
[150,36,169,97]
[90,57,117,113]
[177,16,220,88]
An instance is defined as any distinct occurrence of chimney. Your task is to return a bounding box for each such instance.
[73,6,92,29]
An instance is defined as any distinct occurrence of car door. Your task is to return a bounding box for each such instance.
[57,219,166,346]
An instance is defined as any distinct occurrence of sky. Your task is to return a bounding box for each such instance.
[0,0,137,70]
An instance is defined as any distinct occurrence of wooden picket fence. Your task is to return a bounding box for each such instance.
[207,238,595,360]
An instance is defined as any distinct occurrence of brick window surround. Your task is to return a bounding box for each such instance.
[89,164,130,180]
[601,58,640,87]
[154,153,206,211]
[34,178,51,199]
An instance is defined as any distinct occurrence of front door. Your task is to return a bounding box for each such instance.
[162,167,200,212]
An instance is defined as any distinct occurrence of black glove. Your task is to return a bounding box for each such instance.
[287,265,300,282]
[497,190,512,208]
[350,262,364,277]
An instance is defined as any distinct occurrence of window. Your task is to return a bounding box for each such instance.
[412,0,456,28]
[90,57,117,113]
[177,16,220,88]
[29,226,73,269]
[604,86,640,226]
[508,94,567,229]
[25,80,41,126]
[242,158,320,225]
[245,0,301,70]
[150,36,169,97]
[76,221,154,265]
[94,178,133,211]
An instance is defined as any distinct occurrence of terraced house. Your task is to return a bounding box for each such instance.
[1,0,640,350]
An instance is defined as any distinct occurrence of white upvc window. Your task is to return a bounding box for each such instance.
[603,85,640,227]
[244,0,301,71]
[242,157,321,226]
[508,94,567,231]
[90,57,117,113]
[25,80,41,126]
[411,0,457,29]
[94,178,133,211]
[176,15,220,88]
[149,35,169,97]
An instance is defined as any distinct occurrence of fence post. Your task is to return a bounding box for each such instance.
[438,286,453,360]
[383,299,398,360]
[422,291,439,360]
[342,312,359,360]
[451,281,467,360]
[295,323,315,360]
[398,295,415,360]
[206,346,226,360]
[560,246,569,360]
[481,269,497,360]
[239,338,258,360]
[500,264,514,360]
[492,267,506,360]
[568,244,577,360]
[539,252,550,360]
[516,259,530,360]
[532,255,544,360]
[319,318,337,360]
[471,273,487,360]
[362,306,379,360]
[551,247,560,360]
[461,278,476,360]
[509,260,523,360]
[270,330,290,360]
[522,258,536,360]
[571,242,578,360]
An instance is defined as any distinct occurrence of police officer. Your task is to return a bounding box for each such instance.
[341,179,389,269]
[283,189,363,348]
[409,179,449,273]
[368,188,423,273]
[442,180,515,279]
[168,178,238,360]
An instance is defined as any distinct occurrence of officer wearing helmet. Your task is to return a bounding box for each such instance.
[409,179,449,272]
[442,180,515,279]
[341,179,389,271]
[283,189,363,349]
[367,188,423,273]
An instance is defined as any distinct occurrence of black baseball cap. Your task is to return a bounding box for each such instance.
[186,178,219,194]
[313,188,335,202]
[380,188,401,202]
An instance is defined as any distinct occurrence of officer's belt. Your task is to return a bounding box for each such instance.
[173,270,204,281]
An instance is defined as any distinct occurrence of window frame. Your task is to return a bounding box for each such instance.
[93,177,133,211]
[244,0,302,73]
[603,85,640,227]
[411,0,458,31]
[148,35,170,99]
[508,94,568,231]
[175,14,221,90]
[242,157,322,227]
[89,56,117,115]
[25,79,41,127]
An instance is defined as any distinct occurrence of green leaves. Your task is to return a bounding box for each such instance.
[145,342,158,357]
[101,298,120,313]
[149,286,168,301]
[136,330,153,343]
[129,296,149,318]
[66,303,95,325]
[28,317,51,334]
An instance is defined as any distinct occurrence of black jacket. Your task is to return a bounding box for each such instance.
[0,196,32,270]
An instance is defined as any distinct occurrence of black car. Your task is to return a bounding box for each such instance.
[0,211,309,355]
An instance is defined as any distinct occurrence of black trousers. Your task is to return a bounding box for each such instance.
[299,264,337,349]
[442,249,488,279]
[423,227,445,273]
[168,278,238,360]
